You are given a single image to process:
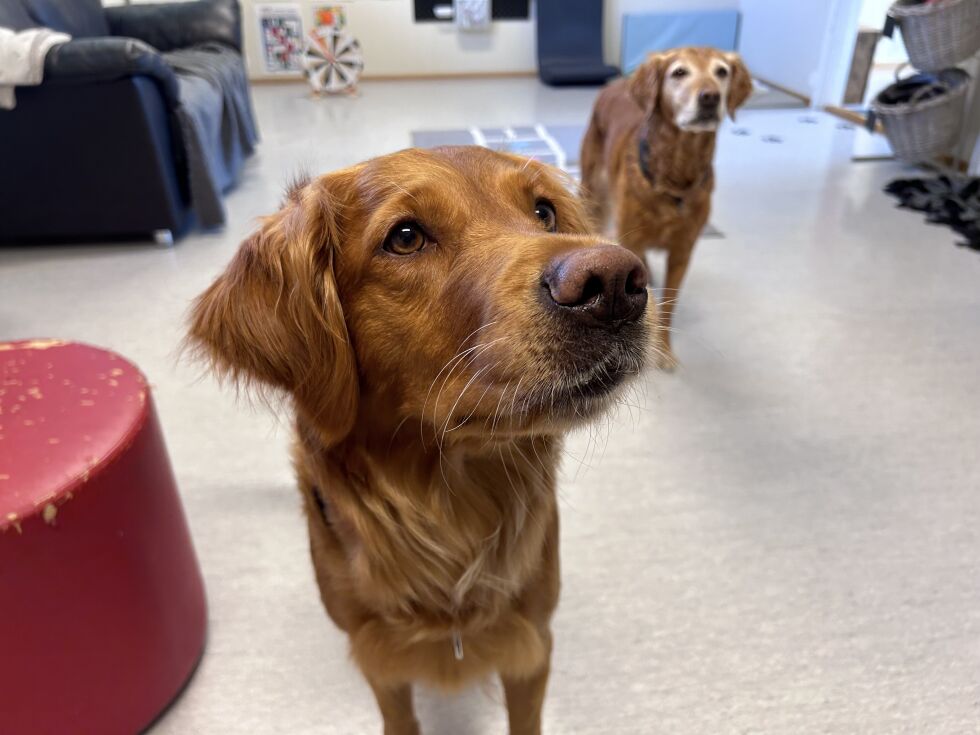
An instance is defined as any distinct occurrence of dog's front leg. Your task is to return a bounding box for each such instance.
[368,678,420,735]
[658,247,693,370]
[501,631,552,735]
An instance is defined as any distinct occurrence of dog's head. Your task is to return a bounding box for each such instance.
[189,147,652,446]
[629,47,752,132]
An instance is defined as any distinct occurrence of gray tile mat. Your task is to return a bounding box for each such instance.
[411,123,722,238]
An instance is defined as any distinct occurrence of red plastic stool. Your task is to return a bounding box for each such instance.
[0,339,206,735]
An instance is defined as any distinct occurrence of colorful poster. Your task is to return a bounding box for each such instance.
[314,5,347,29]
[256,3,303,74]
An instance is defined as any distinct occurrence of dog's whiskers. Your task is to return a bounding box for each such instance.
[420,329,501,445]
[439,363,494,444]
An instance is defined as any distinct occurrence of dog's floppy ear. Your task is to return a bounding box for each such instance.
[628,52,668,114]
[724,52,753,120]
[188,175,358,446]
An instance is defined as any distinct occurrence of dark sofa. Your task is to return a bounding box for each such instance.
[0,0,257,242]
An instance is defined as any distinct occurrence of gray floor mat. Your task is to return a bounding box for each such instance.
[411,123,723,239]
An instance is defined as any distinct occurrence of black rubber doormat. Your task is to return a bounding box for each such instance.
[885,176,980,252]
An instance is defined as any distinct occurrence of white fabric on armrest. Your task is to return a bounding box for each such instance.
[0,27,72,109]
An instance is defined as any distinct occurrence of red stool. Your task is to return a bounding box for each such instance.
[0,339,206,735]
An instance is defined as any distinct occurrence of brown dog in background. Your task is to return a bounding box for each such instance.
[189,147,651,735]
[581,47,752,368]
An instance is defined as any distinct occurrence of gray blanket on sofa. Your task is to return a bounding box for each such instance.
[163,42,258,228]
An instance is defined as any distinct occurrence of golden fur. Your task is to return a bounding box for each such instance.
[188,147,651,735]
[581,47,752,367]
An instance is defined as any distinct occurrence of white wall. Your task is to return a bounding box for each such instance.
[102,0,536,77]
[859,0,906,65]
[955,57,980,174]
[242,0,745,81]
[109,0,742,81]
[738,0,836,100]
[602,0,740,67]
[240,0,537,79]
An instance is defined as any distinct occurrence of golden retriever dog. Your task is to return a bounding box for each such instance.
[188,147,652,734]
[580,47,752,367]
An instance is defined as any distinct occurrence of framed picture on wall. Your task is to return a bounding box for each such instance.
[414,0,529,22]
[314,5,348,29]
[256,3,304,74]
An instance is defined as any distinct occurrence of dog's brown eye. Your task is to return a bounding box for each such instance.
[715,67,729,79]
[383,221,427,255]
[671,67,688,79]
[534,200,557,232]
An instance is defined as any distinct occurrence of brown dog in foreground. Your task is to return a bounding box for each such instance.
[188,147,652,734]
[581,47,752,368]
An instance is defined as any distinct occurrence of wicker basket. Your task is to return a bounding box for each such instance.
[871,68,971,162]
[888,0,980,71]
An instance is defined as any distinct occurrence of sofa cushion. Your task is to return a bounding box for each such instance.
[106,0,243,53]
[23,0,110,39]
[0,1,36,31]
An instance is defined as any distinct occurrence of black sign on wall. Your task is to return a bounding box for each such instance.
[414,0,531,22]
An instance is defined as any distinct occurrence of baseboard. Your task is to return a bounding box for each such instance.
[249,70,538,84]
[753,75,811,106]
[362,70,537,81]
[823,104,882,133]
[936,155,970,173]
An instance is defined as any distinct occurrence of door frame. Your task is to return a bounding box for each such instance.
[810,0,865,108]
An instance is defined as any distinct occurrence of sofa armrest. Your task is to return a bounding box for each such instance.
[105,0,242,53]
[43,38,179,105]
[0,76,191,240]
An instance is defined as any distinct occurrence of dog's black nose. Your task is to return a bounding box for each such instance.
[699,90,721,109]
[542,245,648,325]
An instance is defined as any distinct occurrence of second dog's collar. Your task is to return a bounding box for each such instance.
[636,133,709,208]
